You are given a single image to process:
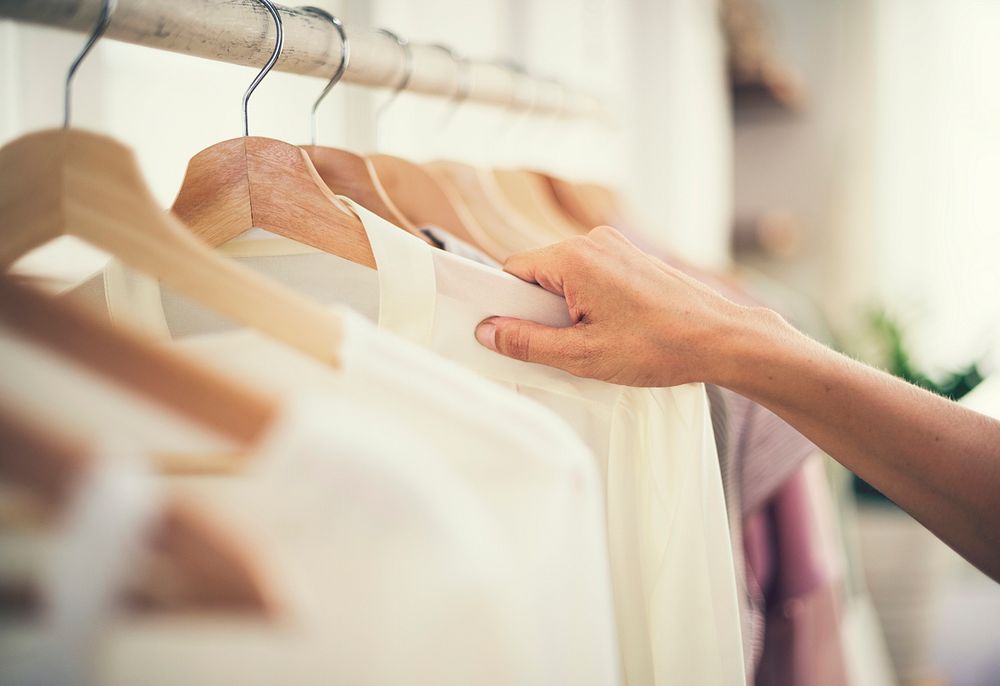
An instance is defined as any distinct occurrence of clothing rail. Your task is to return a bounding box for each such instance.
[0,0,605,119]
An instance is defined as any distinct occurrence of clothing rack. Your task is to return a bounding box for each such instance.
[0,0,604,119]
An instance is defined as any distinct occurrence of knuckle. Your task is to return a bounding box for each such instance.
[497,324,533,362]
[559,236,598,269]
[588,224,618,241]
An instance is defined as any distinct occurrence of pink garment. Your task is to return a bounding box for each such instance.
[748,458,850,686]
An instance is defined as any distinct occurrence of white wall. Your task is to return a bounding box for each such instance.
[870,0,1000,373]
[625,0,733,268]
[733,0,1000,373]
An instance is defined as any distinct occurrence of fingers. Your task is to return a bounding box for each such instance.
[502,245,568,296]
[587,225,630,246]
[475,316,588,373]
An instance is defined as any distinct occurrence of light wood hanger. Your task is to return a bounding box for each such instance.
[0,128,343,365]
[368,153,496,250]
[578,181,632,228]
[171,136,378,268]
[0,407,277,615]
[0,1,345,366]
[294,8,422,238]
[493,169,588,237]
[425,160,545,256]
[543,173,605,229]
[0,276,279,448]
[170,1,407,269]
[303,145,419,235]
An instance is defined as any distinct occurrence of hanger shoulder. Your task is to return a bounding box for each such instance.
[0,129,345,366]
[0,131,69,267]
[174,137,375,268]
[140,498,280,615]
[0,404,90,507]
[0,276,279,447]
[368,154,486,248]
[545,174,603,229]
[246,137,377,267]
[302,144,417,234]
[171,138,254,245]
[493,169,587,237]
[425,161,539,255]
[0,407,276,616]
[578,181,631,229]
[524,171,592,232]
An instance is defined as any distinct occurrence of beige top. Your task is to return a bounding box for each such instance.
[70,195,745,685]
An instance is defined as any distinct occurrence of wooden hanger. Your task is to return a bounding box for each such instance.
[425,160,545,256]
[0,2,345,365]
[492,169,588,238]
[290,9,429,244]
[302,144,418,234]
[171,135,379,268]
[170,0,396,268]
[543,173,605,229]
[0,407,277,615]
[367,153,498,250]
[0,276,279,448]
[0,128,344,366]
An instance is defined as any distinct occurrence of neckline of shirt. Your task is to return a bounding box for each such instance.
[101,197,631,403]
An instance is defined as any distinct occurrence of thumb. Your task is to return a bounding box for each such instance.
[475,316,581,369]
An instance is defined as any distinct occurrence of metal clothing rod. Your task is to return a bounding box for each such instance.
[0,0,604,119]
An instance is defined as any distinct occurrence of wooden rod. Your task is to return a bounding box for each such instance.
[0,0,604,118]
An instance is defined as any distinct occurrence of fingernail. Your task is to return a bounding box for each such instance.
[475,320,497,350]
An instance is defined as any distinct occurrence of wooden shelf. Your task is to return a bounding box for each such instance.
[730,65,806,113]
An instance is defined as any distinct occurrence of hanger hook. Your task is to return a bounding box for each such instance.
[374,28,413,144]
[491,61,533,157]
[297,6,350,145]
[426,44,470,129]
[426,44,469,104]
[64,0,116,129]
[243,0,284,137]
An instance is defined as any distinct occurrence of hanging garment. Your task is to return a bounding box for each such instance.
[619,252,820,679]
[421,197,825,685]
[0,323,239,458]
[101,393,568,686]
[748,456,851,686]
[706,383,757,680]
[419,226,502,268]
[72,202,746,686]
[23,298,621,685]
[0,449,164,686]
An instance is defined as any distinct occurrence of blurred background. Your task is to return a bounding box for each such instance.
[2,1,998,684]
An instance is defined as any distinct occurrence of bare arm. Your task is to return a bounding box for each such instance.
[474,227,1000,581]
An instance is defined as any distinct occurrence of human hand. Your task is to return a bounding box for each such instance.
[474,226,765,387]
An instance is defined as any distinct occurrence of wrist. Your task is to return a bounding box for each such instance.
[707,304,792,392]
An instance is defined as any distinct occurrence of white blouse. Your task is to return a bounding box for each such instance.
[1,310,620,686]
[79,197,746,685]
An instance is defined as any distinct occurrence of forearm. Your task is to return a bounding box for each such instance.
[716,307,1000,580]
[477,231,1000,577]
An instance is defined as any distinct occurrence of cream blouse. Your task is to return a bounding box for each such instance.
[76,196,746,685]
[1,310,619,686]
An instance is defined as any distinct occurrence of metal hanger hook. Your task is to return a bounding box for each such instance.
[64,0,116,129]
[427,44,470,129]
[426,44,470,105]
[491,61,534,158]
[297,6,350,145]
[374,28,413,143]
[243,0,284,137]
